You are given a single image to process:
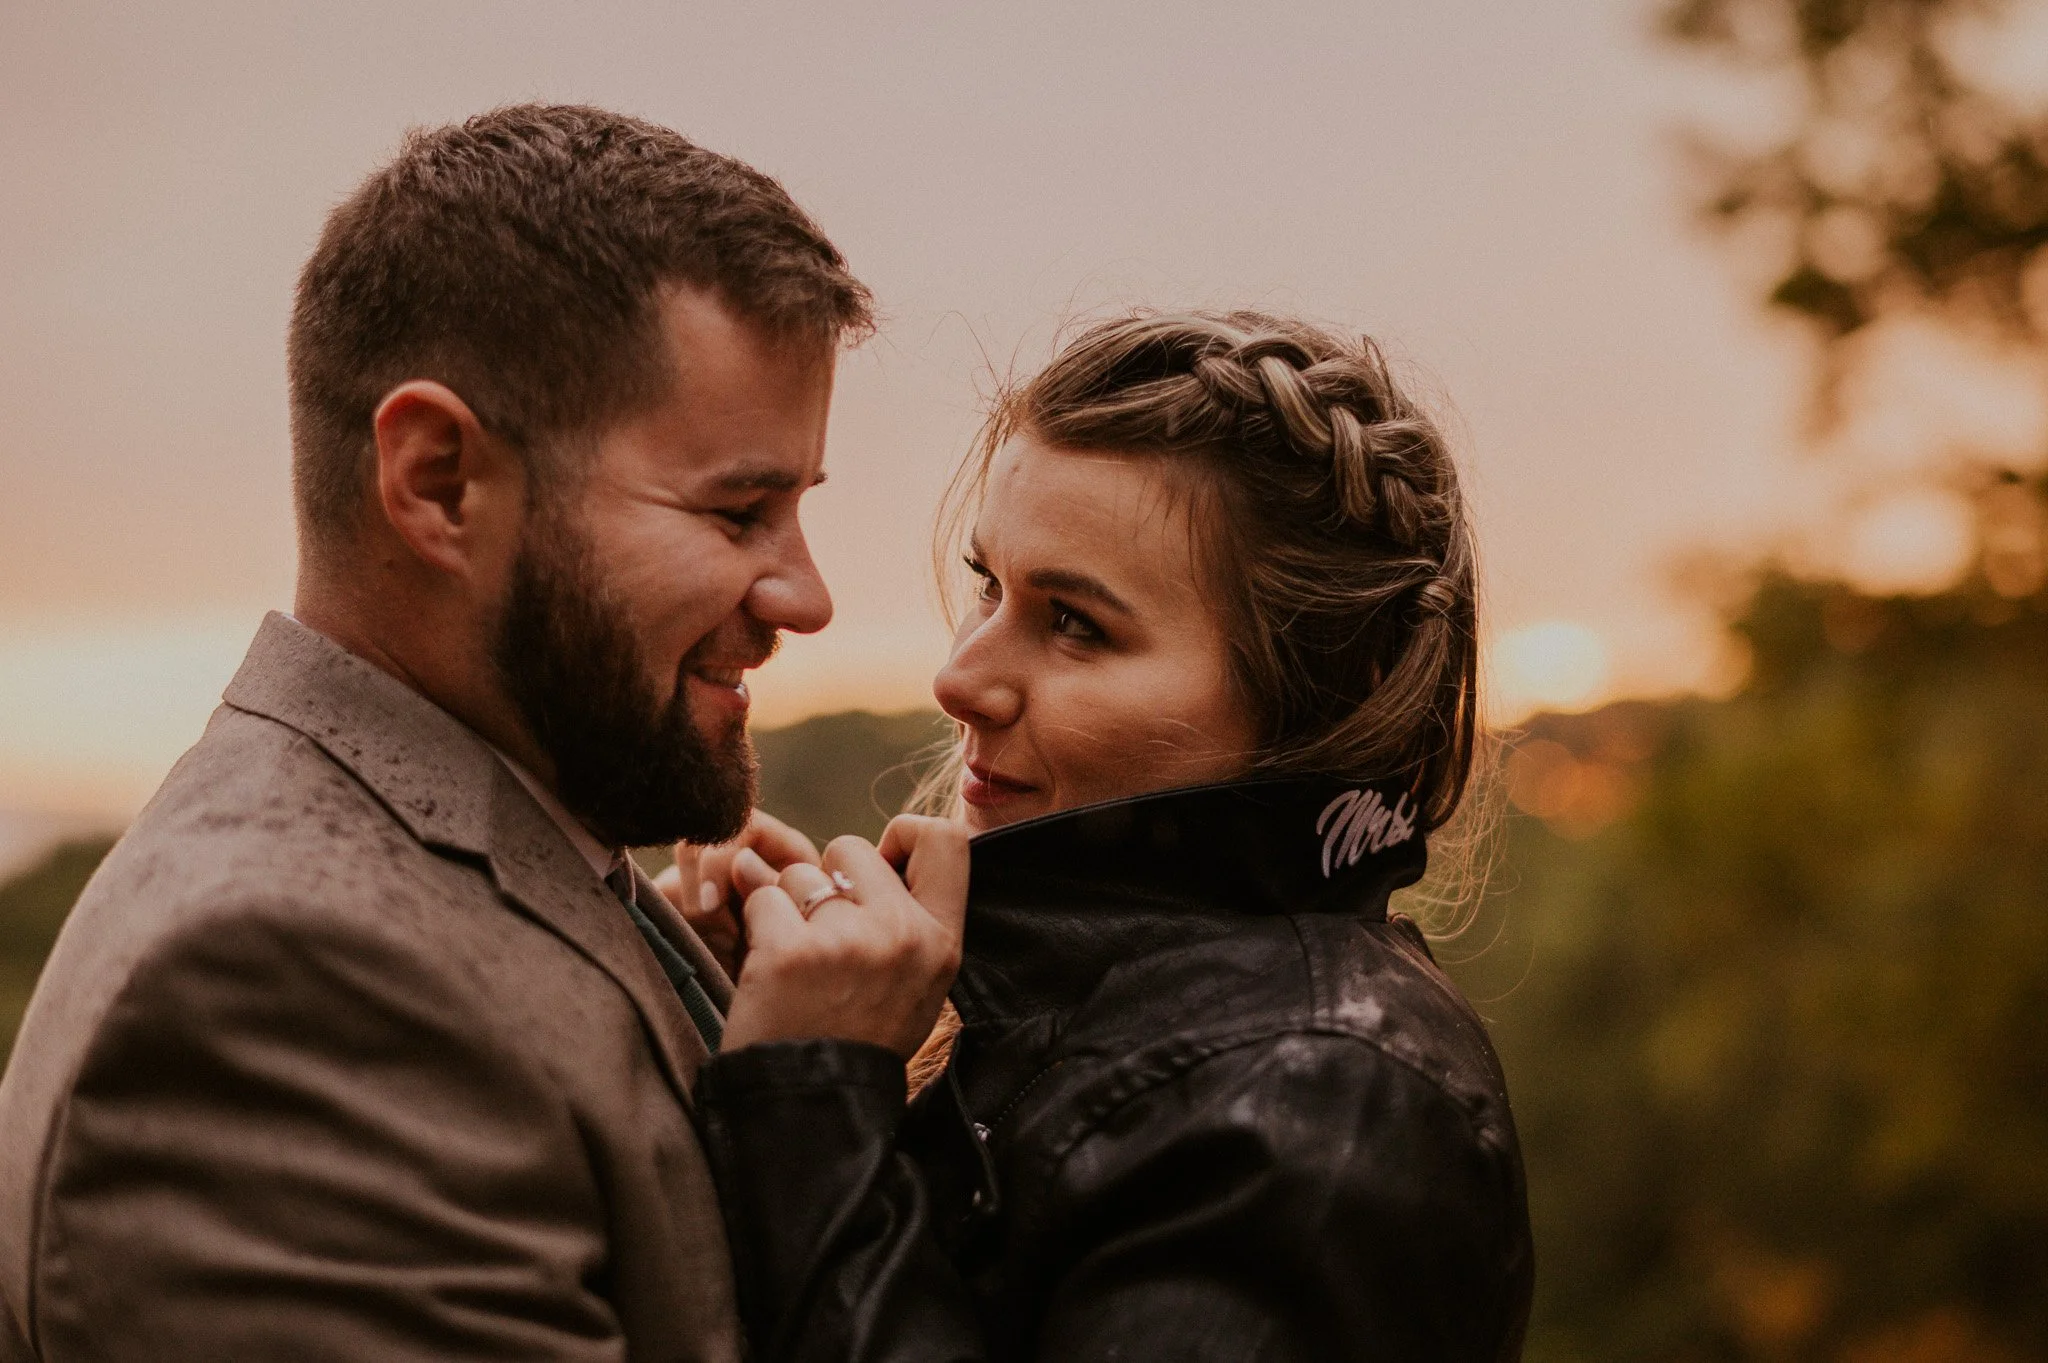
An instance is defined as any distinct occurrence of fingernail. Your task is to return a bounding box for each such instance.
[700,881,721,914]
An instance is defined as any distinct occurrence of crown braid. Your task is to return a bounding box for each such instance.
[961,309,1481,828]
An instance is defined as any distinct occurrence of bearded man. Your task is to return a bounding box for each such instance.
[0,105,964,1363]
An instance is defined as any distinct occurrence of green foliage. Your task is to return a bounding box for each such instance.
[1662,0,2048,412]
[1618,5,2048,1346]
[0,837,115,1064]
[751,709,952,845]
[1449,503,2048,1359]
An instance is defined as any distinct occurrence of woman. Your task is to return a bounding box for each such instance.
[683,311,1531,1361]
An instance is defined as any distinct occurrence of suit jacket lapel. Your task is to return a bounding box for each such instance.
[222,612,715,1102]
[480,763,715,1088]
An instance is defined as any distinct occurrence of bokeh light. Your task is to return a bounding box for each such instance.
[1492,620,1612,718]
[1838,488,1976,597]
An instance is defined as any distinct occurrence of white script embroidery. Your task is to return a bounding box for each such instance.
[1315,788,1418,878]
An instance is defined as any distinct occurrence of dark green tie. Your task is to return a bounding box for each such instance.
[607,862,725,1051]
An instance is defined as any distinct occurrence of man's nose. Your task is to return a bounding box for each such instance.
[749,532,834,636]
[932,617,1023,730]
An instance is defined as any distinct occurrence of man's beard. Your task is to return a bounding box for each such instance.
[492,513,763,848]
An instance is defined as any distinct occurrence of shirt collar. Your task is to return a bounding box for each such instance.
[488,747,623,884]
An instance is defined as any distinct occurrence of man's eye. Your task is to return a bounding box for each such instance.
[717,507,763,532]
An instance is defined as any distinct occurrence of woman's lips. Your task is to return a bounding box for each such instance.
[961,763,1039,809]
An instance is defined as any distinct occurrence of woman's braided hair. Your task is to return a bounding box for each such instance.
[941,309,1482,829]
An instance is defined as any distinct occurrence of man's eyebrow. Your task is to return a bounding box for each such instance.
[710,466,828,494]
[1026,568,1134,616]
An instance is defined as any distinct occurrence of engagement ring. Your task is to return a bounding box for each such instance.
[798,869,858,915]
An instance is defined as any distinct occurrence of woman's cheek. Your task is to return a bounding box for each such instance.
[1049,681,1176,804]
[1035,683,1125,804]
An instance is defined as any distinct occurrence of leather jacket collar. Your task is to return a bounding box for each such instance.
[954,775,1429,1024]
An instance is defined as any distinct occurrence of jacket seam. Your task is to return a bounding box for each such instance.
[1286,914,1329,1021]
[989,1057,1068,1136]
[1036,1023,1500,1173]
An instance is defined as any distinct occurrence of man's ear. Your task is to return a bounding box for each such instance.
[371,381,522,578]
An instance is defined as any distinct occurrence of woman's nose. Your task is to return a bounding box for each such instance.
[933,618,1023,730]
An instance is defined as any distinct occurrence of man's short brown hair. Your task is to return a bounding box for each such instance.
[288,103,873,549]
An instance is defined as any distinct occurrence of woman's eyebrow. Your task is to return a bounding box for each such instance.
[1026,568,1134,616]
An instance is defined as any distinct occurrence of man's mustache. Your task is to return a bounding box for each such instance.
[679,622,782,677]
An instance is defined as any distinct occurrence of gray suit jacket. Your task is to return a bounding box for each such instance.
[0,614,743,1362]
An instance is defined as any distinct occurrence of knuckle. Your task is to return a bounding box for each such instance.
[824,834,872,863]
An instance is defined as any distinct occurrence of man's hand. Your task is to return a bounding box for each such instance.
[655,810,820,978]
[718,815,969,1057]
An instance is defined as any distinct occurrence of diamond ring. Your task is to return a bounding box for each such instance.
[797,869,858,916]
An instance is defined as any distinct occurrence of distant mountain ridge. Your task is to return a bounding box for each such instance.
[753,708,952,844]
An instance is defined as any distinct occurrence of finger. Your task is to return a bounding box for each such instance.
[777,862,837,895]
[742,809,822,870]
[877,813,965,870]
[737,884,806,957]
[777,862,842,917]
[875,819,914,869]
[878,816,972,936]
[731,847,780,897]
[652,862,685,901]
[699,845,740,901]
[680,877,732,931]
[819,835,895,902]
[653,842,702,912]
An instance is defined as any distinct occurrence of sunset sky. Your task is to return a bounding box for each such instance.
[5,0,2039,851]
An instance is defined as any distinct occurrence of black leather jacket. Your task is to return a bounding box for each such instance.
[696,777,1533,1362]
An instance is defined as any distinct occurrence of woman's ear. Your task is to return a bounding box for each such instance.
[370,380,524,579]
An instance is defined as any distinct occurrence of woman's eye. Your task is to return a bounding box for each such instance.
[965,557,1000,604]
[1050,603,1104,643]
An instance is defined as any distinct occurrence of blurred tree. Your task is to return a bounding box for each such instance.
[1465,8,2048,1355]
[1451,496,2048,1359]
[1663,0,2048,416]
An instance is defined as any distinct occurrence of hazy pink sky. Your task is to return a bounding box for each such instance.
[0,0,1904,826]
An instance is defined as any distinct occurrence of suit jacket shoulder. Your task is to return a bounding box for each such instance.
[0,615,741,1363]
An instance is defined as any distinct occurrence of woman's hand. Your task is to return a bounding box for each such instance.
[655,809,821,978]
[719,815,970,1057]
